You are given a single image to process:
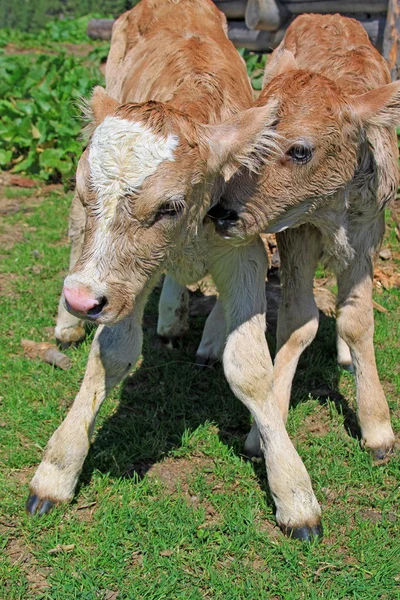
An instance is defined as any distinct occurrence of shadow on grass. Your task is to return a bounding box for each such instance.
[79,271,360,498]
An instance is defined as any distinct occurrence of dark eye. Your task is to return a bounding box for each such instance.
[154,198,185,222]
[288,144,313,164]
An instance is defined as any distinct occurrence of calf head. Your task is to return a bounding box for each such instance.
[214,57,400,239]
[63,87,279,324]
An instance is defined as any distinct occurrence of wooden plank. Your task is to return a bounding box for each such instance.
[87,18,114,41]
[383,0,400,80]
[228,20,285,49]
[245,0,290,31]
[214,0,247,19]
[281,0,387,13]
[87,16,387,52]
[281,0,389,8]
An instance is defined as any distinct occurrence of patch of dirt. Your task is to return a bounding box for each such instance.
[5,536,51,594]
[61,42,95,57]
[0,272,20,298]
[296,405,333,440]
[144,455,213,493]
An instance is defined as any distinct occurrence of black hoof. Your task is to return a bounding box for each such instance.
[26,493,54,516]
[371,447,395,463]
[340,362,354,373]
[158,335,180,350]
[281,522,323,541]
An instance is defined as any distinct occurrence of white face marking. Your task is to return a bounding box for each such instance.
[89,116,179,227]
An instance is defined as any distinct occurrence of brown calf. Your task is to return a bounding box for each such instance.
[28,0,325,540]
[216,15,399,466]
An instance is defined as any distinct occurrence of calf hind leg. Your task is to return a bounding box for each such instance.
[157,274,189,347]
[336,258,395,459]
[195,299,226,368]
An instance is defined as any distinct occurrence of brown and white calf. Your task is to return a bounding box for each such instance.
[27,0,323,540]
[215,15,399,466]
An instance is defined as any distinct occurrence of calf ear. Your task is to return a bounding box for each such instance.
[350,80,400,128]
[263,47,298,87]
[204,98,280,179]
[90,86,120,126]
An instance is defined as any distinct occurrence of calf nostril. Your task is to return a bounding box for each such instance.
[207,203,239,225]
[87,296,108,317]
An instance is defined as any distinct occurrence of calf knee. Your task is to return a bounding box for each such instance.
[223,324,273,404]
[336,305,373,349]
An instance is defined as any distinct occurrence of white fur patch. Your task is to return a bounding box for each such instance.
[89,116,179,226]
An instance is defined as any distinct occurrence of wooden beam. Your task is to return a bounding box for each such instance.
[245,0,290,31]
[228,17,386,51]
[383,0,400,80]
[87,16,387,53]
[281,0,388,14]
[87,18,114,41]
[214,0,247,19]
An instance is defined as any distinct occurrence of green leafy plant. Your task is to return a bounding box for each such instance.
[240,49,267,91]
[0,50,103,182]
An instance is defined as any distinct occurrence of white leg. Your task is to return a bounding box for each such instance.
[55,193,86,346]
[336,254,395,458]
[209,237,322,539]
[195,299,226,367]
[27,297,146,515]
[157,274,189,341]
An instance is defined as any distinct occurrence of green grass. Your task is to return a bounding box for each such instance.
[0,188,399,599]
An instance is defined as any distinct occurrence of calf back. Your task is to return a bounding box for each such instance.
[106,0,253,122]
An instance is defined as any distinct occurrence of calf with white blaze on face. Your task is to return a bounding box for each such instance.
[214,15,399,468]
[27,0,324,540]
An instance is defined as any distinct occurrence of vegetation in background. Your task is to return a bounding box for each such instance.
[0,0,138,32]
[0,18,105,183]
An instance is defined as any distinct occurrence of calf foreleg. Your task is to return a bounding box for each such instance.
[209,237,322,539]
[55,193,86,347]
[27,302,145,515]
[336,256,395,459]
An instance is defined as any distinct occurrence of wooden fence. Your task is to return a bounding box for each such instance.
[87,0,399,79]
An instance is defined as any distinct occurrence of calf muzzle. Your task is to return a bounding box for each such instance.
[63,286,108,321]
[206,203,239,237]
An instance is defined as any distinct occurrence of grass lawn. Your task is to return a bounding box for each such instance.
[0,18,399,600]
[0,186,399,600]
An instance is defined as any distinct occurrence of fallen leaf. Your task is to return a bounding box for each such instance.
[159,549,173,557]
[48,544,75,555]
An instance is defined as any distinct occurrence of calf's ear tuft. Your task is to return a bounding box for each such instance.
[350,80,400,128]
[90,86,120,126]
[204,98,281,180]
[263,47,298,87]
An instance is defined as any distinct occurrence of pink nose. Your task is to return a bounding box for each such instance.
[63,286,99,314]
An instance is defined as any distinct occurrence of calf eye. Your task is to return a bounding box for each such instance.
[287,144,313,164]
[154,198,185,222]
